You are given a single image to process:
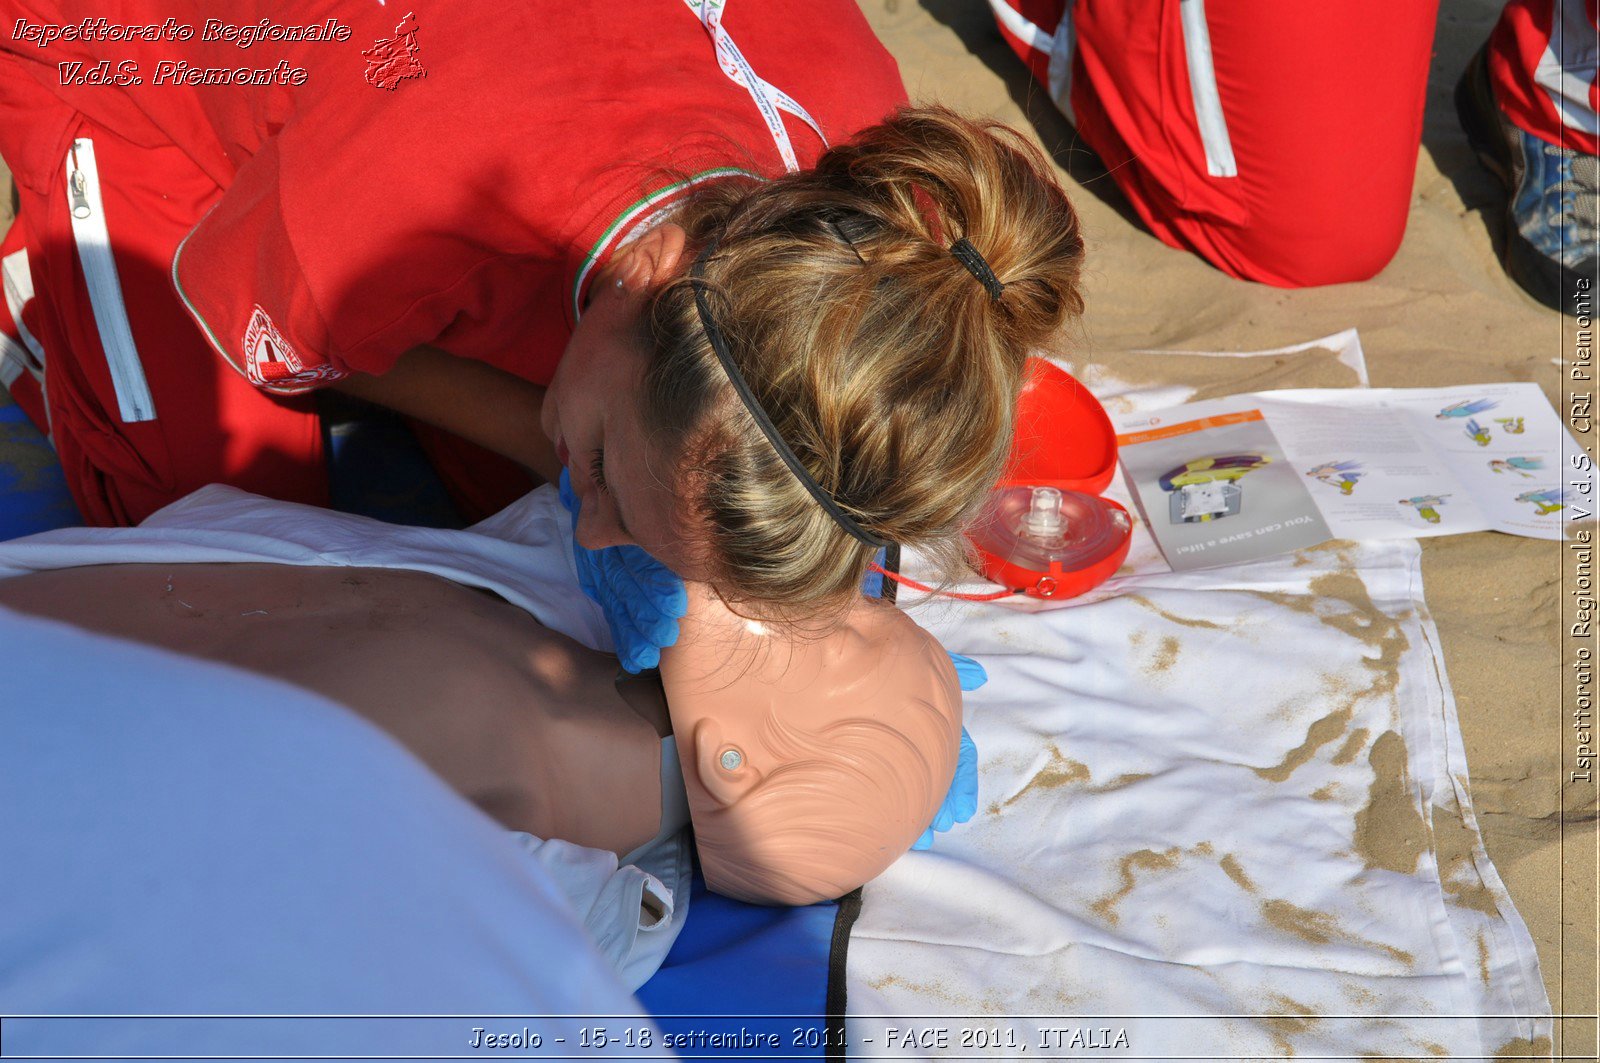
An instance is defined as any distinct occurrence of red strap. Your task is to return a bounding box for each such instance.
[868,562,1021,602]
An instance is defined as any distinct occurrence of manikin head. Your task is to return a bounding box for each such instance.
[658,583,963,906]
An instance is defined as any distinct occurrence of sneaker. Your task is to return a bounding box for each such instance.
[1454,45,1598,316]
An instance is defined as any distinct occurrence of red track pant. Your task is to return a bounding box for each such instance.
[990,0,1596,287]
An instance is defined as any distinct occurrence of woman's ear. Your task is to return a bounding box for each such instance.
[612,222,689,294]
[692,717,764,807]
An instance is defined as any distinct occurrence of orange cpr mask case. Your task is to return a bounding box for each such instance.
[966,360,1131,600]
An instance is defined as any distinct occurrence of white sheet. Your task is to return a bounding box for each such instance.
[848,335,1552,1058]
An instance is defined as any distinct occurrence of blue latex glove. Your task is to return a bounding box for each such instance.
[911,651,985,850]
[557,469,688,673]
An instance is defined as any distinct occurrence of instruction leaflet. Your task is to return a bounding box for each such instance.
[1111,383,1590,571]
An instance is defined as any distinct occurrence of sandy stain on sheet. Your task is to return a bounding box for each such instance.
[1339,981,1378,1008]
[1260,897,1415,967]
[1149,634,1181,674]
[1217,850,1414,967]
[990,769,1155,813]
[1131,628,1182,676]
[1254,704,1353,782]
[1430,799,1501,916]
[1353,730,1428,875]
[1247,571,1409,697]
[1090,847,1180,925]
[1091,771,1152,793]
[1090,843,1212,926]
[864,973,1005,1015]
[1493,1037,1553,1059]
[998,743,1090,810]
[1248,571,1409,782]
[1261,992,1322,1057]
[1476,929,1492,987]
[1310,783,1339,801]
[1219,853,1256,892]
[1291,538,1360,568]
[1331,727,1370,765]
[1125,593,1227,630]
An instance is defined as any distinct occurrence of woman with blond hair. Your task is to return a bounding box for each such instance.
[0,3,1094,906]
[1,2,1086,647]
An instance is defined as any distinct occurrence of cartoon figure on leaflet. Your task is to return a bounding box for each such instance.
[1437,398,1499,419]
[1489,456,1544,478]
[1399,494,1450,525]
[1464,419,1492,447]
[1306,460,1364,495]
[1515,488,1564,516]
[1158,455,1271,524]
[1495,416,1525,435]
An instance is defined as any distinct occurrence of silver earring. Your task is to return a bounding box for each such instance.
[614,278,626,290]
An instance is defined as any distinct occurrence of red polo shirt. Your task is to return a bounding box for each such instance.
[7,0,907,393]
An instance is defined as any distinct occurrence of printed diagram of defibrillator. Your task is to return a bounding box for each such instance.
[1158,455,1271,524]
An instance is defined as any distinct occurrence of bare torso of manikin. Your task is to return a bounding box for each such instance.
[0,563,963,904]
[0,563,669,858]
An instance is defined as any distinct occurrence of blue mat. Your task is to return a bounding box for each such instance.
[639,876,851,1059]
[0,396,79,541]
[0,395,848,1053]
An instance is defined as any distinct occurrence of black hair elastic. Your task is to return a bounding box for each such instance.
[949,237,1005,301]
[688,240,890,550]
[826,215,868,265]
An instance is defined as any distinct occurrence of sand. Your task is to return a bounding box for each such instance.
[856,0,1595,1046]
[0,0,1592,1047]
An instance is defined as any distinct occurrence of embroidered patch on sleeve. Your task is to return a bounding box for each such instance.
[363,12,426,90]
[243,305,346,394]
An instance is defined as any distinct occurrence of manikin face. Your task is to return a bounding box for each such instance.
[541,223,711,581]
[658,583,964,905]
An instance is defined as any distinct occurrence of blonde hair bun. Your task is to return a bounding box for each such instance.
[641,105,1086,616]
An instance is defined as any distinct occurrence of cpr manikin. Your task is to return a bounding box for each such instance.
[0,522,963,904]
[660,583,964,906]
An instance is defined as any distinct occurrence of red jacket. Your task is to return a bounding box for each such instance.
[2,0,907,392]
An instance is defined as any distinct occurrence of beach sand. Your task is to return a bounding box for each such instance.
[0,0,1592,1046]
[858,0,1594,1045]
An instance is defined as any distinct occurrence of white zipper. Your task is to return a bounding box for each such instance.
[1178,0,1237,179]
[64,137,157,422]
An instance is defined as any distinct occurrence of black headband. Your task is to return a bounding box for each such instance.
[950,237,1005,300]
[688,239,890,550]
